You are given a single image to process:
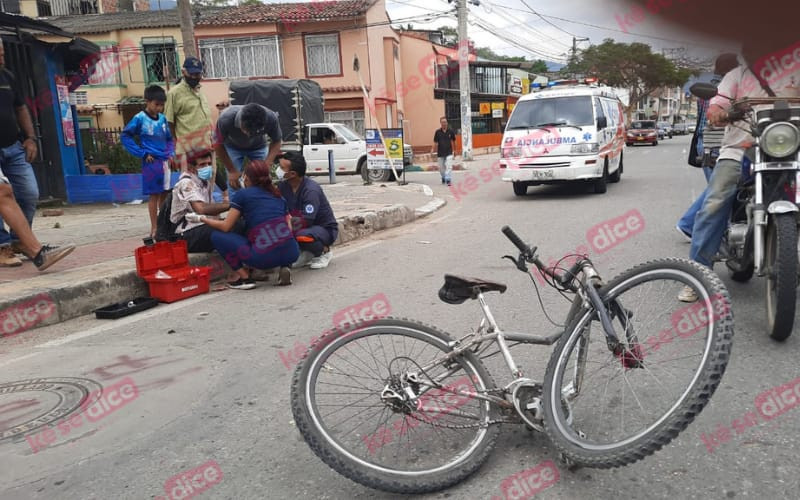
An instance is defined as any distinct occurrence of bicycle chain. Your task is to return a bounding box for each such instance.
[400,387,520,430]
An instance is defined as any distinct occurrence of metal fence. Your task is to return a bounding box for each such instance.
[80,127,140,174]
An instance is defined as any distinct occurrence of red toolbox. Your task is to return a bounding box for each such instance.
[135,240,210,303]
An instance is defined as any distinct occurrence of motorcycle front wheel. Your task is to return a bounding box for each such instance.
[765,213,798,341]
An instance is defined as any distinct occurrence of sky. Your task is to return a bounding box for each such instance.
[383,0,738,65]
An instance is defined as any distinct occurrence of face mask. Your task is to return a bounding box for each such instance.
[276,167,286,180]
[197,166,213,180]
[185,76,201,88]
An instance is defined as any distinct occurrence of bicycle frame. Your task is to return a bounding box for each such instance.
[396,258,624,416]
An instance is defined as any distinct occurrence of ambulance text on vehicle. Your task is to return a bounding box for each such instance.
[500,80,626,196]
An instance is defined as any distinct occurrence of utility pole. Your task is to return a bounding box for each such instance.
[177,0,197,59]
[457,0,472,161]
[571,37,589,65]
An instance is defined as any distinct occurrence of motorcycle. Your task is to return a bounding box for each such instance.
[691,83,800,341]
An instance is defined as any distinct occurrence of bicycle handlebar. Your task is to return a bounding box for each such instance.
[501,226,531,255]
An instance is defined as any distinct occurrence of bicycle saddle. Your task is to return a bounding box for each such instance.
[438,274,507,305]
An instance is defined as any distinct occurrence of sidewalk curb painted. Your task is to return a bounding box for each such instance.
[0,196,447,336]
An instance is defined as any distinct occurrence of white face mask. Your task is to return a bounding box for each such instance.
[276,167,286,180]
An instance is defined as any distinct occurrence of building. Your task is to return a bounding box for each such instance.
[35,0,530,155]
[0,12,99,199]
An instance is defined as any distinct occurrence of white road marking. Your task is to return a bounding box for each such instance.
[0,351,41,369]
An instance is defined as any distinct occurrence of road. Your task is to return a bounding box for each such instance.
[1,135,799,499]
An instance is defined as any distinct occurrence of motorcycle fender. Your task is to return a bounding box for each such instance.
[766,201,799,215]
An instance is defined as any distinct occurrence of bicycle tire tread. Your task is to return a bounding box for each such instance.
[542,258,734,469]
[290,316,501,494]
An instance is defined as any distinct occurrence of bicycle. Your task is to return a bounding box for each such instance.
[291,226,734,494]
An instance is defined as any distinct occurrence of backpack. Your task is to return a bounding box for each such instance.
[155,174,190,242]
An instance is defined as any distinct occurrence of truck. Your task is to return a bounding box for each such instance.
[229,79,409,182]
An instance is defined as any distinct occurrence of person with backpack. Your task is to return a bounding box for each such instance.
[166,150,233,252]
[187,159,299,289]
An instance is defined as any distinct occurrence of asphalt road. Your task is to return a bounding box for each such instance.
[1,135,799,500]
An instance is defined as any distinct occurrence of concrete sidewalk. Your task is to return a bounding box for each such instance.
[0,178,445,335]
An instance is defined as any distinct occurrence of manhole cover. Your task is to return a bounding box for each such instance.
[0,377,102,443]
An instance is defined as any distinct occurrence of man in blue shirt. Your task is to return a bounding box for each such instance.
[215,103,282,192]
[277,151,338,269]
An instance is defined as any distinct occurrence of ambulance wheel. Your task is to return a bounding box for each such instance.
[513,182,528,196]
[593,165,608,194]
[609,155,622,183]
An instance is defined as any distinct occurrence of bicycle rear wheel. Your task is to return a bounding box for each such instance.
[542,258,733,468]
[290,317,500,494]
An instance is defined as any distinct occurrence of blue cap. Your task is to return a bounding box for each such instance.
[183,57,204,74]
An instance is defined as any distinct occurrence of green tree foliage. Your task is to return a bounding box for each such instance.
[565,39,695,123]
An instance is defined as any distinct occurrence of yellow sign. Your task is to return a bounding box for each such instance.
[384,138,403,159]
[491,102,505,110]
[508,103,515,113]
[479,102,491,115]
[522,78,530,94]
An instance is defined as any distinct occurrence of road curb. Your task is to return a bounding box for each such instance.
[0,195,447,336]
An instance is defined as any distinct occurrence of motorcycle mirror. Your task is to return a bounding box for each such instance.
[690,83,718,100]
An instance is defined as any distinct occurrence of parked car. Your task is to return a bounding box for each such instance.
[626,120,659,146]
[673,123,688,135]
[687,123,697,133]
[657,122,673,139]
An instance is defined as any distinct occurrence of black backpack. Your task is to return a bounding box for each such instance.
[155,174,190,242]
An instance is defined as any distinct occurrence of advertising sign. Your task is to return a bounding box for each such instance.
[479,102,491,115]
[55,77,75,146]
[366,128,403,170]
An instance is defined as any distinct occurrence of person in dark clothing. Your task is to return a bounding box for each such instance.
[214,103,282,191]
[277,151,338,269]
[432,116,456,186]
[193,159,299,289]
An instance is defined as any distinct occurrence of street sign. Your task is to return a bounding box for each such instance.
[366,128,403,170]
[479,102,491,114]
[491,102,505,110]
[492,109,503,118]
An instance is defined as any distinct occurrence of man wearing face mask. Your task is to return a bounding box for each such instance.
[165,57,230,200]
[170,149,232,252]
[276,151,338,269]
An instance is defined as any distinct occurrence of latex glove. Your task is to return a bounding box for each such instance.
[185,212,204,224]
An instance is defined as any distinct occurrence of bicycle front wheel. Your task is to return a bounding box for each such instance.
[542,258,734,468]
[290,317,500,494]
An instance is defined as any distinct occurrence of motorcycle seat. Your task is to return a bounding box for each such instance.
[439,274,507,305]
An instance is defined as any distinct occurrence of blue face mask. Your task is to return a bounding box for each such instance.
[197,166,213,180]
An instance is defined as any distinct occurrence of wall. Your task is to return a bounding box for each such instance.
[398,34,444,149]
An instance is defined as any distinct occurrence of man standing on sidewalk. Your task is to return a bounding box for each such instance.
[0,44,55,267]
[432,117,456,186]
[165,57,228,202]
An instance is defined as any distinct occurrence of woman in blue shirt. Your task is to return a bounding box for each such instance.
[192,160,299,289]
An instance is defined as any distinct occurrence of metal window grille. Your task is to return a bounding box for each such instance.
[87,46,121,85]
[74,91,88,105]
[199,36,282,79]
[324,110,365,137]
[142,39,178,84]
[305,34,340,76]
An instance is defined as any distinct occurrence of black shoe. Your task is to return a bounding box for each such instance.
[33,244,75,271]
[441,178,446,184]
[227,278,256,290]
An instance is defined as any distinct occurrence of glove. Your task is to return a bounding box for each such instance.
[185,212,203,223]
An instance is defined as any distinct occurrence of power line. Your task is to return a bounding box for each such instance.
[469,17,567,62]
[471,0,571,50]
[518,0,577,38]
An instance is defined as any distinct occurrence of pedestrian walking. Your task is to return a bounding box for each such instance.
[432,117,456,186]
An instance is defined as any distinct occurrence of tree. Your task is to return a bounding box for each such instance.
[529,60,548,73]
[565,39,695,123]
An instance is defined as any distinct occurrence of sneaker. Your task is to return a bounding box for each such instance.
[227,278,256,290]
[275,266,292,286]
[0,245,22,267]
[446,180,452,186]
[675,225,692,243]
[678,285,698,303]
[33,244,75,271]
[310,250,332,269]
[292,251,314,269]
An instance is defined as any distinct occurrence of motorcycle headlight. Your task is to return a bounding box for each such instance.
[762,122,800,158]
[571,143,599,154]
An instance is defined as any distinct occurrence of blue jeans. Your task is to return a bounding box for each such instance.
[211,230,299,271]
[677,166,713,236]
[224,144,267,191]
[0,142,39,247]
[690,160,741,267]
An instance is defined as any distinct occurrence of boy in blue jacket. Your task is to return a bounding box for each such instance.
[121,85,175,238]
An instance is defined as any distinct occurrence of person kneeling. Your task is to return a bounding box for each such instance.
[276,151,338,269]
[189,160,299,289]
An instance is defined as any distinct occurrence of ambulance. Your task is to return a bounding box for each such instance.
[500,79,626,196]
